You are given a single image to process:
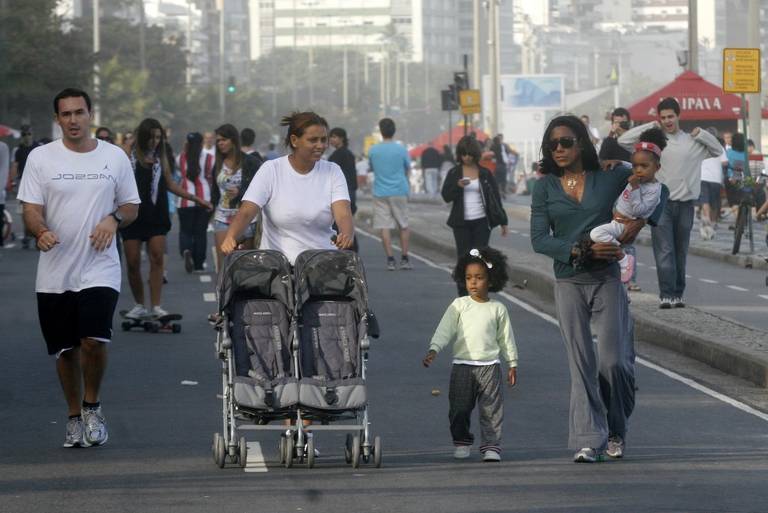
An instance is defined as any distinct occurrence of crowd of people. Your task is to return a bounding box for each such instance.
[4,86,768,469]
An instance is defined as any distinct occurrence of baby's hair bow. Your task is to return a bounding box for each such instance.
[469,248,493,269]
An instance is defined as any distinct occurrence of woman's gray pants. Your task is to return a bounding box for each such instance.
[554,269,635,450]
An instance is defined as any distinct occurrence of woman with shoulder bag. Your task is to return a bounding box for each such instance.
[441,135,508,295]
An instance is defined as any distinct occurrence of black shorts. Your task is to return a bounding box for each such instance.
[37,287,119,356]
[119,222,170,242]
[699,181,722,208]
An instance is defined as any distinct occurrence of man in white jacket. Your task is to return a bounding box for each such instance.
[619,97,722,309]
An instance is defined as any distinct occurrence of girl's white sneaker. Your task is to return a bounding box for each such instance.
[453,446,471,459]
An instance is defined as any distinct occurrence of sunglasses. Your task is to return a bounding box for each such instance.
[547,137,577,152]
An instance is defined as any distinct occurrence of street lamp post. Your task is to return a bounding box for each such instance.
[93,0,101,126]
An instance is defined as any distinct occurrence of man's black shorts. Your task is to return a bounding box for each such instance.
[37,287,119,356]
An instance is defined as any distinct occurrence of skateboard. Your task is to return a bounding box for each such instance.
[120,311,183,334]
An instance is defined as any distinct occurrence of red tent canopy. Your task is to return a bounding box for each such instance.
[627,71,748,122]
[409,126,489,158]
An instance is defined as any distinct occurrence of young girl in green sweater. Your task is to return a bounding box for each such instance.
[423,247,518,462]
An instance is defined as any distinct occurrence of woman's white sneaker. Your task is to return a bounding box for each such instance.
[573,447,602,463]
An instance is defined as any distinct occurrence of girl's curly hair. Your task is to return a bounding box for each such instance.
[637,127,668,162]
[452,246,509,292]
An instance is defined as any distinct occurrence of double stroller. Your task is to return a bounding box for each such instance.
[212,249,381,469]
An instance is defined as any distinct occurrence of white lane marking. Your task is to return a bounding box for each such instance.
[203,292,217,302]
[760,295,768,301]
[355,227,768,424]
[685,274,692,278]
[509,229,520,234]
[699,279,719,284]
[636,262,646,267]
[244,442,268,473]
[199,275,212,283]
[727,285,749,292]
[519,233,530,237]
[649,266,657,270]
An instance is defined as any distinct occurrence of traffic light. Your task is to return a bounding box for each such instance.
[227,76,236,94]
[453,71,469,91]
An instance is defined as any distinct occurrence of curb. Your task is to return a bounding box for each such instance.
[358,209,768,389]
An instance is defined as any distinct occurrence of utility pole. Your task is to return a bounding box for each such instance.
[185,0,193,102]
[487,0,500,136]
[747,0,762,151]
[218,0,225,120]
[342,47,349,113]
[139,0,147,72]
[93,0,101,126]
[472,0,480,95]
[687,0,698,73]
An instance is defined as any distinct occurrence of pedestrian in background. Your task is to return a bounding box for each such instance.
[619,97,722,308]
[18,88,140,448]
[439,144,454,191]
[120,118,211,321]
[420,144,442,197]
[11,124,40,249]
[423,247,517,462]
[599,107,632,166]
[368,117,412,271]
[698,129,727,240]
[531,114,662,463]
[441,135,508,295]
[0,139,10,248]
[176,132,214,273]
[211,123,263,270]
[95,126,114,144]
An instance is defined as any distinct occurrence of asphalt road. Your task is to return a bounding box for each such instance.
[1,229,767,513]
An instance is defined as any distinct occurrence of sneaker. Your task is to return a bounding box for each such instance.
[606,435,624,459]
[659,297,672,309]
[183,249,194,273]
[620,254,635,284]
[627,283,642,292]
[163,271,169,284]
[63,417,88,448]
[399,256,413,270]
[81,406,108,446]
[453,446,471,459]
[386,258,396,271]
[149,305,169,318]
[482,450,501,462]
[673,297,685,308]
[573,447,601,463]
[124,304,148,320]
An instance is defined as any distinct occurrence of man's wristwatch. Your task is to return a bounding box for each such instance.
[110,210,124,225]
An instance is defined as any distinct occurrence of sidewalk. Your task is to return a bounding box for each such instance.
[356,195,768,390]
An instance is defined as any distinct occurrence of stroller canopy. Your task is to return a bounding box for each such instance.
[217,250,293,313]
[294,250,368,316]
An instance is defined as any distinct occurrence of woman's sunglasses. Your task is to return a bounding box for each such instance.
[547,137,577,152]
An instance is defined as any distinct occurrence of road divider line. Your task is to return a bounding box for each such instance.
[699,279,719,284]
[355,227,768,424]
[199,275,212,283]
[727,285,749,292]
[203,292,217,302]
[244,442,268,473]
[759,295,768,301]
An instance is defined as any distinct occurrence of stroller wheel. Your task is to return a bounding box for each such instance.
[238,436,248,468]
[213,433,226,468]
[278,435,286,464]
[351,434,361,469]
[344,434,353,464]
[373,436,382,468]
[307,436,316,469]
[284,434,294,469]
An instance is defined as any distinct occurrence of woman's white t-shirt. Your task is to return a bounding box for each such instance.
[17,139,140,293]
[242,156,350,264]
[463,178,485,220]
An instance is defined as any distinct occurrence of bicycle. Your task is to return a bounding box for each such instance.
[732,171,767,255]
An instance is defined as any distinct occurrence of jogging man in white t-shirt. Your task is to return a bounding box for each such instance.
[18,88,140,448]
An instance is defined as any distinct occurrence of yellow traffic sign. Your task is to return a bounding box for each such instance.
[723,48,761,94]
[459,89,481,115]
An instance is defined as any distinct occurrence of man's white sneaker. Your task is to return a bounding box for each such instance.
[124,304,148,320]
[573,447,601,463]
[606,435,624,458]
[82,406,108,446]
[453,446,471,459]
[482,451,501,462]
[63,417,88,448]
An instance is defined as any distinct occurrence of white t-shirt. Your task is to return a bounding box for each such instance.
[242,156,350,264]
[463,179,485,220]
[17,139,140,293]
[700,152,728,184]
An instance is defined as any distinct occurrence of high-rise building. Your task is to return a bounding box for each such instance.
[631,0,688,30]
